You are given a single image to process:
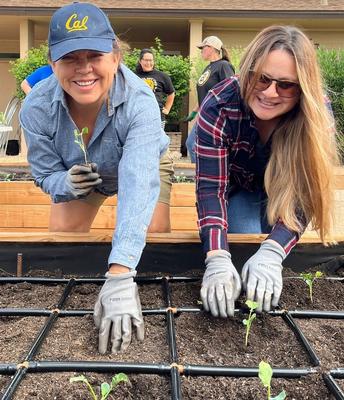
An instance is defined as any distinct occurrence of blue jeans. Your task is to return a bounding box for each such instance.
[227,188,271,234]
[186,124,197,163]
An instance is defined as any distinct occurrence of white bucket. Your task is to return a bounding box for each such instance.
[0,125,13,157]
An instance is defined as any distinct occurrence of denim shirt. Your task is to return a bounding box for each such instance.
[20,64,169,269]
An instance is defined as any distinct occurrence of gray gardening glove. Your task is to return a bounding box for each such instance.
[241,240,285,313]
[66,163,102,197]
[93,271,144,354]
[201,250,242,317]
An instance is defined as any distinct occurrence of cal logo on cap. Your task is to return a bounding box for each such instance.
[65,13,88,32]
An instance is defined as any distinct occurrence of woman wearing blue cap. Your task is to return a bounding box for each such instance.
[20,2,172,354]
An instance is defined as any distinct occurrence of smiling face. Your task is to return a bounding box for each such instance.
[248,49,300,126]
[139,52,154,72]
[51,50,120,110]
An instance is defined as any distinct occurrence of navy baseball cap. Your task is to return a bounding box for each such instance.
[48,2,116,62]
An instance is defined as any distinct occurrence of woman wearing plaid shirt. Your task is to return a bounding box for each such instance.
[196,25,339,317]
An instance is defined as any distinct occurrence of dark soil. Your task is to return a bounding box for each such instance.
[0,267,343,399]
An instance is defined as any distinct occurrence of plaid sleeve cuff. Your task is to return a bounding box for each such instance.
[266,220,301,255]
[200,227,229,254]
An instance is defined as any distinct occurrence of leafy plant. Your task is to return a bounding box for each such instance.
[0,172,16,181]
[242,299,258,347]
[9,43,49,100]
[259,361,287,400]
[74,127,89,165]
[300,271,324,303]
[317,48,344,162]
[70,373,129,400]
[123,37,191,123]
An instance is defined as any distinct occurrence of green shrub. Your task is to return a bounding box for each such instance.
[123,38,191,123]
[9,43,49,100]
[317,48,344,161]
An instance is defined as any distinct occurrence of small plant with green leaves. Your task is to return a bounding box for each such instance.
[0,172,16,181]
[259,361,287,400]
[74,127,89,165]
[242,299,258,347]
[174,172,188,183]
[70,373,129,400]
[300,271,324,303]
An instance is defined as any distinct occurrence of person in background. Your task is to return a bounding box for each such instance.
[20,2,172,354]
[196,25,339,318]
[185,36,235,162]
[135,49,175,130]
[20,64,53,95]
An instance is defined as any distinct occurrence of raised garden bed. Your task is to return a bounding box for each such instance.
[1,263,344,400]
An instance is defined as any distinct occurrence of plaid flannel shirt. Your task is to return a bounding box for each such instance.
[195,76,304,256]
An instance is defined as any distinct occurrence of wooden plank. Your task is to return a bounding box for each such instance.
[0,231,342,244]
[0,204,198,230]
[1,171,343,207]
[0,182,196,206]
[170,183,195,206]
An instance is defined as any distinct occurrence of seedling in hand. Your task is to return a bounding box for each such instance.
[74,126,89,165]
[300,271,323,303]
[259,361,286,400]
[242,299,258,347]
[70,373,129,400]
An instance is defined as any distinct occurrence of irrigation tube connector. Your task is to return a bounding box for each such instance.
[1,274,344,400]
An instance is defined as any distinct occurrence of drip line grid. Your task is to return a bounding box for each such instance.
[0,275,343,400]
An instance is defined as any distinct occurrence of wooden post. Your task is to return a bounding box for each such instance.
[17,252,23,277]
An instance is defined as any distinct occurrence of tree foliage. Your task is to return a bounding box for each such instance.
[9,43,49,100]
[317,48,344,161]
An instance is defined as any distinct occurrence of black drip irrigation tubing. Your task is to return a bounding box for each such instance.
[1,274,344,400]
[289,310,344,319]
[323,373,344,400]
[281,312,320,366]
[183,365,314,377]
[331,369,344,379]
[162,277,182,400]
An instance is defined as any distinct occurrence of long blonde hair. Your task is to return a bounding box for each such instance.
[240,25,340,243]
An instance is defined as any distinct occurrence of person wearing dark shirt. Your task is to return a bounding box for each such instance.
[196,25,339,318]
[185,36,235,162]
[135,49,175,129]
[20,65,53,95]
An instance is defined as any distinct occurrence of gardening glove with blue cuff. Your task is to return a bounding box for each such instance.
[93,271,144,354]
[241,240,285,313]
[201,250,242,318]
[66,163,102,197]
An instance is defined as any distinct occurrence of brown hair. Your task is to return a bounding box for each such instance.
[239,25,340,243]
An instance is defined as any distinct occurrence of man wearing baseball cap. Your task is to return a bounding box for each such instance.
[20,2,171,354]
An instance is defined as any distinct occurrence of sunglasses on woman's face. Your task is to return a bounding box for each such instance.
[250,72,301,98]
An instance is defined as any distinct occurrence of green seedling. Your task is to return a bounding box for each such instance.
[0,172,16,181]
[242,299,258,347]
[300,271,324,303]
[73,126,89,165]
[259,360,287,400]
[70,373,129,400]
[174,172,188,183]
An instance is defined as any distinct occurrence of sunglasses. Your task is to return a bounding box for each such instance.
[250,72,301,98]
